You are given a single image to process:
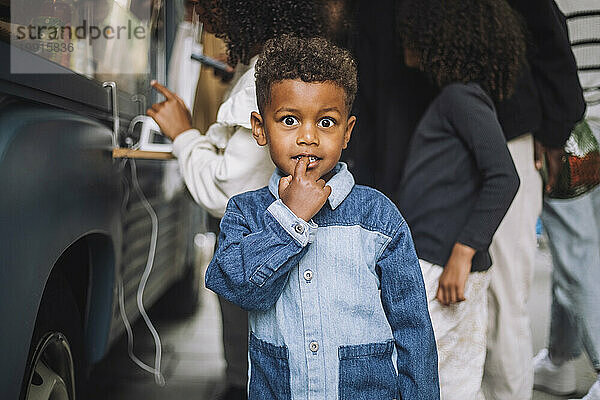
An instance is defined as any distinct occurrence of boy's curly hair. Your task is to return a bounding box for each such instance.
[255,35,358,114]
[201,0,326,66]
[397,0,527,101]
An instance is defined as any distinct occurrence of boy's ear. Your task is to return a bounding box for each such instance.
[251,111,268,146]
[342,115,356,150]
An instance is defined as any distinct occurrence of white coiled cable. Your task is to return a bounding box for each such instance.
[117,158,165,387]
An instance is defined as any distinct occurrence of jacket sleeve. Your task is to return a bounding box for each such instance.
[205,198,316,311]
[447,86,521,251]
[378,221,440,399]
[172,124,273,218]
[509,0,585,147]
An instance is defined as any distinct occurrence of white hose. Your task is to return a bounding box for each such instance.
[117,158,165,387]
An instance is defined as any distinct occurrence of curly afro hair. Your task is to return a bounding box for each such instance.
[255,35,358,114]
[193,0,226,33]
[397,0,527,102]
[212,0,327,66]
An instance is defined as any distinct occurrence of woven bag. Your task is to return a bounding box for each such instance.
[543,120,600,199]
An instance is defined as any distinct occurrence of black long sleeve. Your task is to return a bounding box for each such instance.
[446,86,521,251]
[398,83,520,271]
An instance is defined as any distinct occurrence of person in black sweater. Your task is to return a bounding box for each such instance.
[395,0,523,397]
[343,0,585,398]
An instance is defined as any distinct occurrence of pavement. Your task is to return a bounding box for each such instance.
[87,242,598,399]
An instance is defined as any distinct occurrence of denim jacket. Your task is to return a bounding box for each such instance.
[206,163,440,400]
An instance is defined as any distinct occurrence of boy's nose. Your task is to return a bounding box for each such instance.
[296,126,319,146]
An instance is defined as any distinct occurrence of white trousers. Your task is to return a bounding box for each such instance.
[482,134,543,400]
[420,259,491,400]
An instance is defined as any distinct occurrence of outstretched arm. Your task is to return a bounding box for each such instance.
[148,81,273,218]
[378,221,440,399]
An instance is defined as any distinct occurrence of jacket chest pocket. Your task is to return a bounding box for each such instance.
[338,340,399,400]
[248,332,291,400]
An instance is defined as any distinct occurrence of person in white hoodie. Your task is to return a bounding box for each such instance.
[147,1,327,399]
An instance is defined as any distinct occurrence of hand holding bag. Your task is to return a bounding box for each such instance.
[542,120,600,199]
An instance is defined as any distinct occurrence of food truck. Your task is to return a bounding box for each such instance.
[0,1,207,398]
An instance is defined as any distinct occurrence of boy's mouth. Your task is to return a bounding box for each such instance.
[292,155,320,161]
[292,155,321,167]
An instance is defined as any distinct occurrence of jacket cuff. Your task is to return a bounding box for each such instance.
[267,199,317,247]
[172,129,202,157]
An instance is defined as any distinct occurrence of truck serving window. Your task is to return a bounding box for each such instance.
[5,0,165,99]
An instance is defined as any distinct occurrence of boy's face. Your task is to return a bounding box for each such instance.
[251,79,356,180]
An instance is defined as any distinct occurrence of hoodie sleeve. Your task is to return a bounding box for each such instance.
[171,65,274,218]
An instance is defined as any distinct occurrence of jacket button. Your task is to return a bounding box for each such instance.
[294,223,305,234]
[309,341,319,352]
[303,269,313,281]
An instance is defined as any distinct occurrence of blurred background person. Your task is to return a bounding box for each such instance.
[191,31,231,133]
[532,1,600,399]
[482,3,584,398]
[342,1,585,398]
[396,0,524,397]
[147,2,327,399]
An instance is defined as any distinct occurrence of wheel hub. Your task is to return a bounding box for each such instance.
[25,333,76,400]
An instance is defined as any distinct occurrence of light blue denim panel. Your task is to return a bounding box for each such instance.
[249,224,394,400]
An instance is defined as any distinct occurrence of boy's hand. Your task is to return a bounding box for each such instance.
[278,157,332,221]
[437,243,475,306]
[147,81,193,140]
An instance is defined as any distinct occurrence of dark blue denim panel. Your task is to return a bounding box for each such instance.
[249,332,291,400]
[338,340,399,400]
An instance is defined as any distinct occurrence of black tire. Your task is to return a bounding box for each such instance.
[20,272,85,400]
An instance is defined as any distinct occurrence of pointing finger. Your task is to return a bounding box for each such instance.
[175,93,188,108]
[293,156,309,179]
[151,80,175,101]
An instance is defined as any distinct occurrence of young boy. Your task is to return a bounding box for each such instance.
[205,35,440,400]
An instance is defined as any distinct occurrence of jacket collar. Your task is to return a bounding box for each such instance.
[268,162,355,210]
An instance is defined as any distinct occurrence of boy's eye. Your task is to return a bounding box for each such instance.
[318,117,336,128]
[282,116,299,126]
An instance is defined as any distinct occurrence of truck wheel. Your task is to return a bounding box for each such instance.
[21,273,84,400]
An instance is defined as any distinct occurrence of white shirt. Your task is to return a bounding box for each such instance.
[172,56,275,218]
